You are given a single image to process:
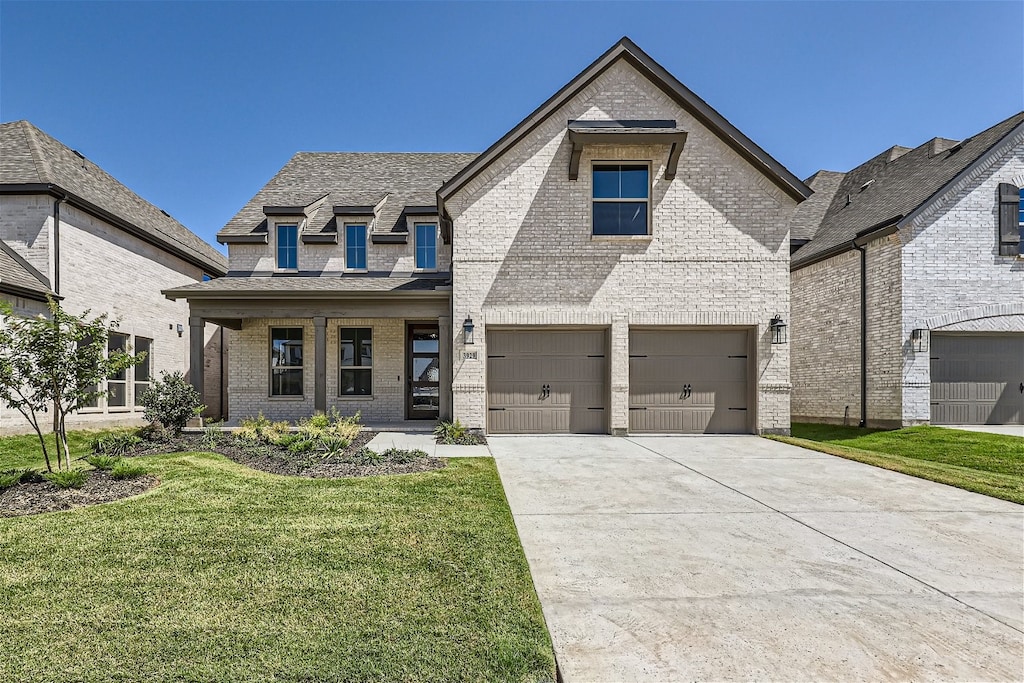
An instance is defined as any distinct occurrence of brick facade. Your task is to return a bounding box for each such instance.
[446,61,796,434]
[0,195,226,432]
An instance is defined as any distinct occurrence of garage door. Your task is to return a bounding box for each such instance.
[931,334,1024,425]
[629,329,750,433]
[487,330,607,434]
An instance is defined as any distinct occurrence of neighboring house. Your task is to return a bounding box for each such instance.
[165,38,810,435]
[790,112,1024,427]
[0,120,229,431]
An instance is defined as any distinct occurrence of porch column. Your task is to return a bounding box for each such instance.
[188,316,205,399]
[313,316,327,413]
[439,314,452,421]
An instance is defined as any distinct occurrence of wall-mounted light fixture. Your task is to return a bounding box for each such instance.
[463,317,475,345]
[769,315,787,344]
[910,328,928,353]
[176,323,184,338]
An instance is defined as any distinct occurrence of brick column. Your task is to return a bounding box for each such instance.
[313,316,326,413]
[610,315,629,435]
[439,314,452,421]
[189,316,205,399]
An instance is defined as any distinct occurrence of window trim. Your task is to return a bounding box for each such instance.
[414,222,439,272]
[133,335,153,410]
[591,161,652,238]
[268,326,304,398]
[275,223,299,271]
[338,326,374,398]
[344,223,368,272]
[106,332,130,411]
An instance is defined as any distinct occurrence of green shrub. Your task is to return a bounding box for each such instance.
[236,414,291,444]
[201,421,223,450]
[0,470,22,491]
[45,470,88,489]
[287,438,316,454]
[381,447,428,464]
[110,460,148,480]
[18,469,44,484]
[91,431,141,456]
[139,371,205,434]
[319,435,350,455]
[434,420,485,445]
[348,447,383,465]
[298,408,361,442]
[84,454,119,471]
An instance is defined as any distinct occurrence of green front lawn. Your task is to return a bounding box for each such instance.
[0,442,555,682]
[768,424,1024,504]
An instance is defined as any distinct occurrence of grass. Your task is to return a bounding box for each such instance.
[0,437,555,682]
[767,424,1024,504]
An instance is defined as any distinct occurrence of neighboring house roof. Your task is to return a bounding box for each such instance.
[792,111,1024,268]
[218,152,478,242]
[789,171,846,242]
[0,120,227,276]
[437,36,812,213]
[0,239,52,302]
[163,275,449,300]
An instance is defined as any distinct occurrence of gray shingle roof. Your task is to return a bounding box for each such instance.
[0,239,51,300]
[792,112,1024,267]
[789,170,846,241]
[163,275,449,299]
[219,152,478,241]
[0,121,226,275]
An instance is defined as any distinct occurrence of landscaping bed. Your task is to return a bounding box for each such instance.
[0,470,158,518]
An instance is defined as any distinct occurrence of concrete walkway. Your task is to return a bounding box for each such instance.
[490,435,1024,682]
[936,424,1024,437]
[364,431,490,458]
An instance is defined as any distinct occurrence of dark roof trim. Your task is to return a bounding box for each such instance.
[0,183,227,276]
[0,283,56,302]
[163,287,448,302]
[792,215,903,270]
[219,233,269,244]
[402,205,439,215]
[333,205,376,216]
[262,205,308,216]
[567,121,687,180]
[301,232,338,244]
[437,37,810,216]
[371,233,409,244]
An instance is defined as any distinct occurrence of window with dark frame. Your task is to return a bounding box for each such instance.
[592,164,650,235]
[107,333,129,407]
[79,335,99,408]
[134,337,152,406]
[345,223,367,270]
[339,327,372,396]
[415,223,437,270]
[277,224,298,270]
[270,328,303,396]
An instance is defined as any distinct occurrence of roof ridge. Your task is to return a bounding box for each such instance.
[19,120,50,185]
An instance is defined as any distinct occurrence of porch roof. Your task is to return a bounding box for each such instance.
[163,275,451,301]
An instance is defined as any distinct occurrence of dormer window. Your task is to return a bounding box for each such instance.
[345,223,367,270]
[593,164,650,235]
[276,224,298,270]
[415,223,438,270]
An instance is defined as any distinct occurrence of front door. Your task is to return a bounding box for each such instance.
[407,323,440,419]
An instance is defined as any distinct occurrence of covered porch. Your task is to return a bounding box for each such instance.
[164,277,453,425]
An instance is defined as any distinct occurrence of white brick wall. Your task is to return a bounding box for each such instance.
[901,135,1024,424]
[446,61,796,434]
[0,195,224,433]
[227,317,405,424]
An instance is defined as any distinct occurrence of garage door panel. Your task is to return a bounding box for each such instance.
[488,330,607,434]
[931,334,1024,425]
[629,330,750,434]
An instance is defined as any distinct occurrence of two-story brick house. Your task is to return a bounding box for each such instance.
[166,38,810,434]
[790,112,1024,427]
[0,120,229,431]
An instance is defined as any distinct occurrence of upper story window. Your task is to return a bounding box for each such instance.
[997,183,1022,257]
[415,223,438,270]
[345,223,367,271]
[592,164,649,236]
[276,224,298,270]
[270,327,303,396]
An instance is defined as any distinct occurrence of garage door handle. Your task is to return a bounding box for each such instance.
[679,384,691,400]
[1020,382,1023,394]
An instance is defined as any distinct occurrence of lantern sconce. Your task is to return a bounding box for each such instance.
[176,323,184,338]
[463,317,475,345]
[769,315,787,345]
[911,328,928,353]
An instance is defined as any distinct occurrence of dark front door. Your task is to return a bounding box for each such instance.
[407,323,440,419]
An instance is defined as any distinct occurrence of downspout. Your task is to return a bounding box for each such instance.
[219,326,226,421]
[853,240,868,428]
[52,193,67,295]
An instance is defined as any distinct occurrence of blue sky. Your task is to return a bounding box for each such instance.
[2,1,1021,251]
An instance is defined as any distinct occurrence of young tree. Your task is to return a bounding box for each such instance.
[0,298,142,471]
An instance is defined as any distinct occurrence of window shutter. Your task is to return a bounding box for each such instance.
[997,183,1020,256]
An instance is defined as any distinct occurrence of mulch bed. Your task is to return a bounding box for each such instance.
[130,430,447,478]
[0,471,158,518]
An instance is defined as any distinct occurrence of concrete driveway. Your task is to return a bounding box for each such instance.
[490,435,1024,682]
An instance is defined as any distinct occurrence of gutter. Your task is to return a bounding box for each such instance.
[848,215,903,429]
